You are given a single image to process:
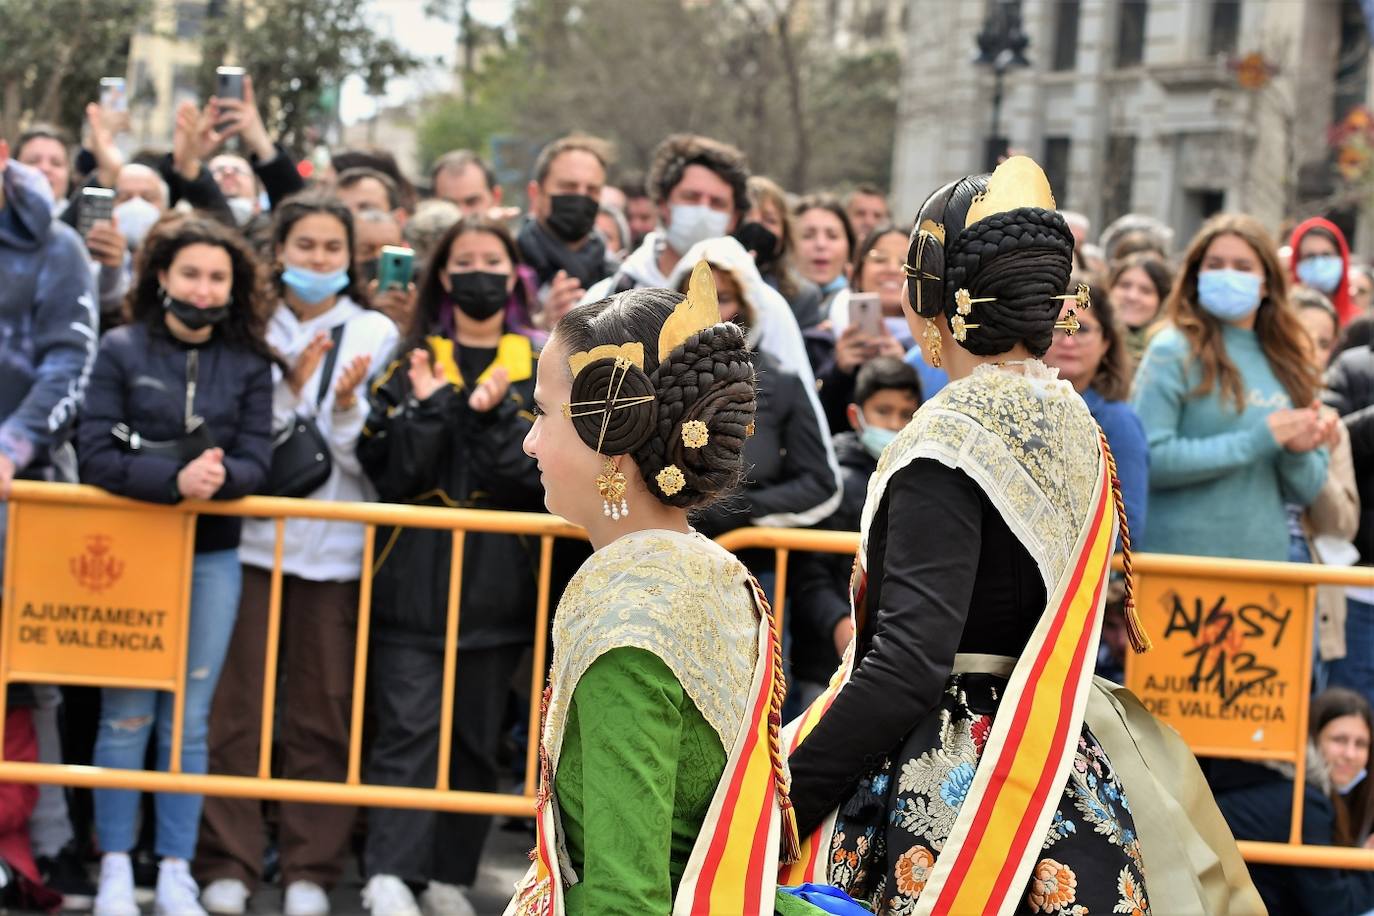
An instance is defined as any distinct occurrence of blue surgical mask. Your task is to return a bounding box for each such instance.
[1337,767,1367,796]
[1296,255,1343,294]
[282,265,349,305]
[856,411,898,459]
[1196,269,1262,322]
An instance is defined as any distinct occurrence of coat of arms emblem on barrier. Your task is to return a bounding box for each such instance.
[70,535,125,592]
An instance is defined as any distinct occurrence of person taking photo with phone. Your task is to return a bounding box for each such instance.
[76,216,272,916]
[194,191,397,916]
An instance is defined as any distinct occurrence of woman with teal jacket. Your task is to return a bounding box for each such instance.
[1132,213,1336,561]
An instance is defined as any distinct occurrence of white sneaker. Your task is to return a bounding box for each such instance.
[419,882,476,916]
[94,853,140,916]
[155,858,208,916]
[284,880,331,916]
[362,875,421,916]
[201,878,250,915]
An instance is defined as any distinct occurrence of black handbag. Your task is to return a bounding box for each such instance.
[111,348,217,462]
[267,323,345,498]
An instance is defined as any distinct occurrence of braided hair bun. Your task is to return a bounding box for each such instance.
[557,287,758,509]
[906,158,1075,357]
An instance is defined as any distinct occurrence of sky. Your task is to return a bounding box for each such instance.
[338,0,514,124]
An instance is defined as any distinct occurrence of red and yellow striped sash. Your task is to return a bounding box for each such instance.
[509,592,788,915]
[916,461,1114,915]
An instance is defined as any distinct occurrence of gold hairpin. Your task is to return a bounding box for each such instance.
[658,261,721,362]
[681,420,709,449]
[950,314,979,342]
[954,288,995,316]
[1054,282,1092,310]
[656,465,686,496]
[1055,309,1082,336]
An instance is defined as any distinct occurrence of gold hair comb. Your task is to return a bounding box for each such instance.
[658,261,721,362]
[1054,282,1092,310]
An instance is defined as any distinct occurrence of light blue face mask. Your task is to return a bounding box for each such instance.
[856,411,898,460]
[282,265,350,305]
[1337,767,1367,796]
[1296,255,1343,294]
[1196,269,1262,322]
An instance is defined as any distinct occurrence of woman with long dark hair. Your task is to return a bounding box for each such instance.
[77,217,272,916]
[357,214,543,916]
[196,191,399,916]
[1132,213,1334,562]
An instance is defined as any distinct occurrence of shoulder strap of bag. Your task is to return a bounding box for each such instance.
[314,322,347,408]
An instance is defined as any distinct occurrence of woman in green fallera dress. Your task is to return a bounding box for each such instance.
[506,266,834,915]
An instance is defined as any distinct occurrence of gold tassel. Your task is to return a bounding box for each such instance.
[1101,430,1151,653]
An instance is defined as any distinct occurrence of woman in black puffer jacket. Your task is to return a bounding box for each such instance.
[77,215,272,916]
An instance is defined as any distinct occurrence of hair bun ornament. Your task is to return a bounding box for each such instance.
[566,353,658,456]
[657,260,723,361]
[681,419,709,449]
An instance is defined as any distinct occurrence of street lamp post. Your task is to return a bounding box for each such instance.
[974,0,1031,170]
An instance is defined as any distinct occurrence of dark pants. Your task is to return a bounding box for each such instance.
[195,567,359,890]
[363,640,523,887]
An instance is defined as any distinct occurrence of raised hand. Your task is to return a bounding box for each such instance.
[407,348,449,401]
[332,354,372,411]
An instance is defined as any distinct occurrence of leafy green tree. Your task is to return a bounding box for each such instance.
[0,0,149,141]
[198,0,423,154]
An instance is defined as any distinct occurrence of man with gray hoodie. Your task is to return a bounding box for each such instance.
[0,148,98,528]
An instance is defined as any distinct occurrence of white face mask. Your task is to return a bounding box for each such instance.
[112,196,162,250]
[665,203,730,256]
[226,195,257,227]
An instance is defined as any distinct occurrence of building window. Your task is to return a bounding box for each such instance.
[1207,0,1242,56]
[860,0,887,40]
[1115,0,1148,68]
[175,1,206,40]
[1103,136,1137,224]
[1051,0,1081,71]
[1044,137,1072,204]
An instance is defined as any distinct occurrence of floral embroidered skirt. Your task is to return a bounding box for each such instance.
[829,672,1150,916]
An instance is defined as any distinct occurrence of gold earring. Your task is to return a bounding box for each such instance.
[681,420,709,449]
[922,318,943,368]
[596,455,629,520]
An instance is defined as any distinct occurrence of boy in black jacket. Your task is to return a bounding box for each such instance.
[789,357,920,705]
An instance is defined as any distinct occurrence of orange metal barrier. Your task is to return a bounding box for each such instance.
[2,481,1372,873]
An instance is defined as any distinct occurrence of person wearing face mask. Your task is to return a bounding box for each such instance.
[584,134,750,306]
[1132,213,1335,563]
[194,193,398,916]
[515,133,618,330]
[788,358,920,707]
[742,175,825,334]
[76,217,272,916]
[1290,217,1357,327]
[1210,687,1374,915]
[357,214,543,916]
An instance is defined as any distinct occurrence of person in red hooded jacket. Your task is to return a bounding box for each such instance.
[1290,217,1357,326]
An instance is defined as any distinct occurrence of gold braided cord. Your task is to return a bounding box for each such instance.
[1100,429,1151,653]
[746,575,800,864]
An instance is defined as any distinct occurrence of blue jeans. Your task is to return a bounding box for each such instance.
[1328,596,1374,712]
[93,549,242,860]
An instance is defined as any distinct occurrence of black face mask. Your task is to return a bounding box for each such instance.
[448,271,510,321]
[164,292,229,331]
[358,258,380,284]
[734,221,781,266]
[545,194,600,244]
